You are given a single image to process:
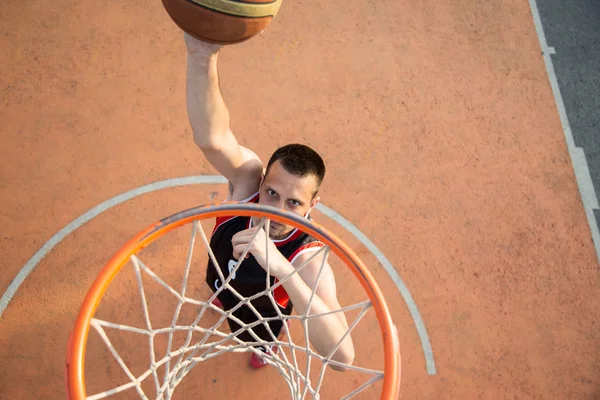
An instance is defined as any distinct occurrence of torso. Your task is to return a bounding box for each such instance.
[206,193,323,315]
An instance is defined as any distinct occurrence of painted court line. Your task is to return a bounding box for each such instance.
[0,175,437,375]
[529,0,600,264]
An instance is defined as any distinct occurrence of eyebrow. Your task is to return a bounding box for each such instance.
[265,186,305,206]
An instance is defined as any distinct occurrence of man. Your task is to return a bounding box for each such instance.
[184,33,354,371]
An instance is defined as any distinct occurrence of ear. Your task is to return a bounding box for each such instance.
[311,195,320,208]
[305,195,320,216]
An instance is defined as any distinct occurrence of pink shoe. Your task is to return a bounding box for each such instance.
[250,346,277,369]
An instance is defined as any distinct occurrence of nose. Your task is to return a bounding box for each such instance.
[272,198,285,209]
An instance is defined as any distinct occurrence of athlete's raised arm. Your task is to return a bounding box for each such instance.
[184,33,263,200]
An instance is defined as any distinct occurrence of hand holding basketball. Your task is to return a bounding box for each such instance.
[231,226,292,279]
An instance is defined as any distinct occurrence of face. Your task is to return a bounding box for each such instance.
[258,160,320,239]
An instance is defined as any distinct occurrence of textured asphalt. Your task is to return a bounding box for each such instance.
[535,0,600,237]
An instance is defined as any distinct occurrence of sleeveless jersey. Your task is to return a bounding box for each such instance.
[206,193,323,317]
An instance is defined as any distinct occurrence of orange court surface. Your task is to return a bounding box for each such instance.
[1,0,599,399]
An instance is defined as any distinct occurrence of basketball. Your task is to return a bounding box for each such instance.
[162,0,283,44]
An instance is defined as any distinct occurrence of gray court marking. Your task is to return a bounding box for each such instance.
[0,175,436,375]
[529,0,600,263]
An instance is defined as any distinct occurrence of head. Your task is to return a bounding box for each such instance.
[258,144,325,239]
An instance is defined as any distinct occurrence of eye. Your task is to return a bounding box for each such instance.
[267,189,278,197]
[289,199,300,207]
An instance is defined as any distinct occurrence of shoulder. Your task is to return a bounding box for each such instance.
[291,241,332,279]
[293,247,337,294]
[287,239,324,263]
[211,193,257,235]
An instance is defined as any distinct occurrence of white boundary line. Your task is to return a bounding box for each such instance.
[529,0,600,264]
[0,175,436,375]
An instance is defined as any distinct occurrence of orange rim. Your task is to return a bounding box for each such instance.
[65,202,401,399]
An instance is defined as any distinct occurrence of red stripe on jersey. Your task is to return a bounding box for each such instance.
[246,193,260,204]
[273,280,290,309]
[287,241,325,264]
[274,228,304,247]
[211,216,236,236]
[273,241,325,309]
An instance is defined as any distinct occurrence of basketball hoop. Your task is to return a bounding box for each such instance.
[65,202,401,399]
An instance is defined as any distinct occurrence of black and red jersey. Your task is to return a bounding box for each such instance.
[205,193,323,318]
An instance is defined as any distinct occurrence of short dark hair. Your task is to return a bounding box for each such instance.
[265,144,326,193]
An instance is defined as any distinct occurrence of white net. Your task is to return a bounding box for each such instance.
[83,215,388,399]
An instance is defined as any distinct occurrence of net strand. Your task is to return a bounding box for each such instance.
[300,245,330,400]
[134,258,184,302]
[312,301,372,396]
[162,222,198,394]
[326,301,370,361]
[341,373,385,400]
[86,380,140,400]
[90,319,149,400]
[263,220,301,395]
[131,256,161,396]
[167,220,232,374]
[91,319,149,335]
